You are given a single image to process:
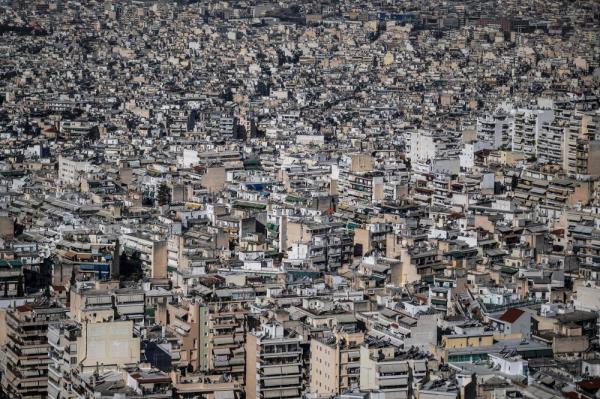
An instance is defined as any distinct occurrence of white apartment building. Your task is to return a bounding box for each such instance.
[510,109,554,155]
[58,156,93,186]
[476,112,513,149]
[406,129,461,162]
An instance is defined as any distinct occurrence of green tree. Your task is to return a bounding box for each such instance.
[156,183,171,206]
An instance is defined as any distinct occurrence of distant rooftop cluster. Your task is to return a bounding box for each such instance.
[0,0,599,399]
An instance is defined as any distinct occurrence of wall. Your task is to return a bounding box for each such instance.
[245,334,258,399]
[151,241,168,279]
[202,167,227,193]
[552,336,589,354]
[310,340,339,395]
[78,320,140,368]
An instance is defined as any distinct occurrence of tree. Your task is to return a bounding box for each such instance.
[87,125,100,141]
[156,183,171,206]
[119,252,143,280]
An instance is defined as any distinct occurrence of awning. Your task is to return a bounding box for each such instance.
[214,391,235,399]
[214,336,234,345]
[281,365,300,374]
[213,348,231,356]
[263,389,299,398]
[379,363,409,373]
[263,366,283,376]
[379,377,408,387]
[263,377,299,387]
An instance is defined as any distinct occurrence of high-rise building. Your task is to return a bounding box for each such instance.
[47,319,141,399]
[359,338,431,399]
[309,330,364,395]
[1,302,67,399]
[563,111,600,178]
[245,322,303,399]
[476,112,513,149]
[207,302,247,382]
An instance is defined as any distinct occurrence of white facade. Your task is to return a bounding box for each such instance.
[407,130,461,162]
[511,109,554,155]
[488,354,528,377]
[58,156,93,186]
[477,113,513,149]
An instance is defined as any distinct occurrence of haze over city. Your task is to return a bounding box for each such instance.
[0,1,599,398]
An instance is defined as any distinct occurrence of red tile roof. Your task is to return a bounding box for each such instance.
[16,304,32,312]
[499,308,525,323]
[578,378,600,392]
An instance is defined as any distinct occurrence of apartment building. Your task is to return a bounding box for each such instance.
[207,302,247,382]
[537,108,570,164]
[155,299,247,377]
[310,330,364,395]
[285,220,353,271]
[57,156,94,186]
[52,232,120,283]
[563,111,599,177]
[121,232,169,280]
[47,320,80,399]
[407,130,461,162]
[1,302,67,399]
[70,283,145,324]
[476,112,513,149]
[359,340,414,399]
[59,121,97,139]
[156,299,207,372]
[359,337,434,399]
[511,109,554,155]
[47,319,140,399]
[354,222,392,256]
[0,258,23,297]
[245,322,303,399]
[333,153,385,204]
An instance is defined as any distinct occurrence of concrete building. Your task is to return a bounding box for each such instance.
[563,111,599,177]
[511,109,554,155]
[206,302,248,382]
[333,154,385,204]
[0,302,67,399]
[121,233,169,281]
[156,299,207,372]
[407,130,461,162]
[245,322,303,399]
[476,113,513,150]
[310,330,364,395]
[47,319,140,399]
[285,220,353,271]
[537,109,570,164]
[58,156,93,186]
[359,338,431,399]
[0,259,23,297]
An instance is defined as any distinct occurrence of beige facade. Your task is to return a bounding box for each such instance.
[310,331,364,395]
[390,249,421,287]
[47,320,140,399]
[207,303,247,381]
[70,288,114,322]
[58,155,93,186]
[0,215,14,239]
[202,166,227,193]
[245,323,303,399]
[1,303,67,399]
[359,345,410,399]
[349,153,374,173]
[78,320,140,367]
[157,300,204,371]
[152,240,168,279]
